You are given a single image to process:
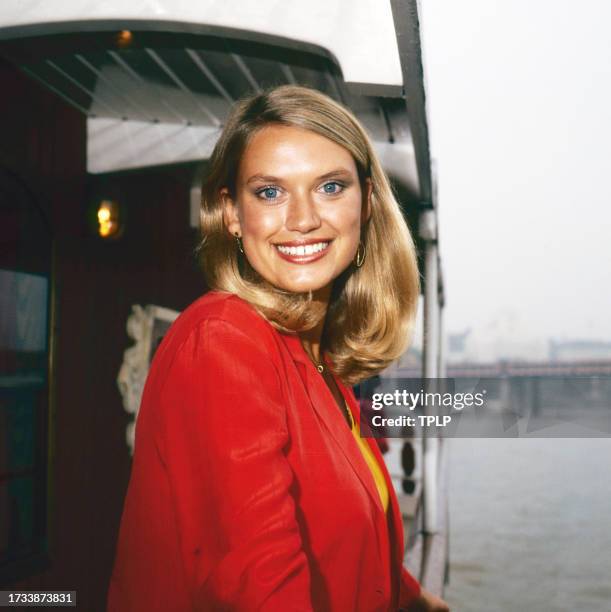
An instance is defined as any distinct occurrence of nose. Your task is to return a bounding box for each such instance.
[285,191,321,233]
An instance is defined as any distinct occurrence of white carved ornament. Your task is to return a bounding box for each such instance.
[117,304,179,454]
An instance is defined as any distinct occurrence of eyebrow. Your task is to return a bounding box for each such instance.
[245,167,354,184]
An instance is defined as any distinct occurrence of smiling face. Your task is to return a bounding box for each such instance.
[223,124,371,297]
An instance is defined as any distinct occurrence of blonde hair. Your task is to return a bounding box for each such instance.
[199,85,420,384]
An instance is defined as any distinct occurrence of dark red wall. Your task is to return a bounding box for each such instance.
[1,58,206,610]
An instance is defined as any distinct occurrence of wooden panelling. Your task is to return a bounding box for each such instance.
[1,58,206,610]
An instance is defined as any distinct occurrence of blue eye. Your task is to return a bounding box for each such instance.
[322,182,343,194]
[257,186,280,200]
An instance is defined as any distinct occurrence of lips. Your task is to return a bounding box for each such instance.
[274,240,331,264]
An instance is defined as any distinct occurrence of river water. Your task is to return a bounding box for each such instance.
[442,438,611,611]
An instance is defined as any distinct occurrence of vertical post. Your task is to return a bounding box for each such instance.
[190,164,205,229]
[531,377,541,417]
[436,287,446,528]
[437,297,445,379]
[420,208,439,534]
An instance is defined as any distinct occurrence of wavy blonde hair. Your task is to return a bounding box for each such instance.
[199,85,420,384]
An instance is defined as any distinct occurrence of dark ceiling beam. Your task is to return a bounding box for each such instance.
[45,58,120,117]
[390,0,433,206]
[145,48,220,126]
[280,63,297,85]
[21,65,90,115]
[186,48,234,105]
[107,49,181,123]
[74,53,149,119]
[230,53,261,94]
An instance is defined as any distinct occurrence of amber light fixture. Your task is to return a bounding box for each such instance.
[96,199,121,238]
[116,30,133,48]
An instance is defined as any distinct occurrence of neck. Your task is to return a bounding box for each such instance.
[299,284,332,364]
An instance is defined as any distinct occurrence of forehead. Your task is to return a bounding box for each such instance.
[237,124,357,178]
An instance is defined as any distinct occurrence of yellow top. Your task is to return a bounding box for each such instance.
[346,402,389,512]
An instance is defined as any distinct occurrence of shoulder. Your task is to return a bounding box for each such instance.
[177,289,262,323]
[153,290,281,368]
[144,293,290,456]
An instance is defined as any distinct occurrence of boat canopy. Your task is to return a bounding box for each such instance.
[0,0,404,88]
[0,0,435,208]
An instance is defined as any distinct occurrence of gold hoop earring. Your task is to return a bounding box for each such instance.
[234,232,244,254]
[355,241,366,268]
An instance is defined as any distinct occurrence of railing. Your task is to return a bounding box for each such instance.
[395,205,449,597]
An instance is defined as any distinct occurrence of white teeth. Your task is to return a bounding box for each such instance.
[276,242,329,256]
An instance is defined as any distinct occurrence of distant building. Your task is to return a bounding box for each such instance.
[549,339,611,362]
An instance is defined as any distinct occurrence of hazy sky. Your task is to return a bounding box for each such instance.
[420,1,611,348]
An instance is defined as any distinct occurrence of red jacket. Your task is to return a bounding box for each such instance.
[108,291,421,611]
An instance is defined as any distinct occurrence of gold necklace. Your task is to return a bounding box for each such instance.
[305,349,353,428]
[302,342,325,373]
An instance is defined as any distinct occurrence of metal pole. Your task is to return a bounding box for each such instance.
[420,209,439,534]
[437,293,446,379]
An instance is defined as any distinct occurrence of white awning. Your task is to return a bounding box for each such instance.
[0,0,403,87]
[0,0,425,197]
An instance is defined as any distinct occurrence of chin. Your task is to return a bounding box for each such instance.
[272,273,334,295]
[277,282,328,295]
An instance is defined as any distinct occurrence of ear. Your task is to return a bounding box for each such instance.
[221,187,241,237]
[361,178,373,224]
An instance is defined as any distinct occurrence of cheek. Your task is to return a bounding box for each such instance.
[241,203,283,241]
[329,201,362,239]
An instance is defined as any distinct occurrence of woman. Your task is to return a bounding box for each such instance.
[108,85,449,611]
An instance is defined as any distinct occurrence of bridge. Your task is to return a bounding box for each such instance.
[396,358,611,378]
